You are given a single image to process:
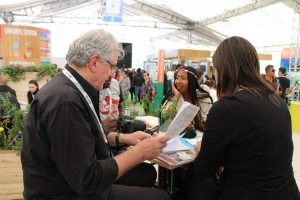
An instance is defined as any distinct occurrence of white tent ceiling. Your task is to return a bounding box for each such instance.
[0,0,299,67]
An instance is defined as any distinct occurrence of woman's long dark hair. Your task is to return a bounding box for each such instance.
[212,36,279,105]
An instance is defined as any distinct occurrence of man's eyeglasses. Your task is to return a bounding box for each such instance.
[272,69,276,72]
[106,60,117,71]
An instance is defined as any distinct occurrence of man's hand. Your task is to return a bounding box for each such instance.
[194,140,202,154]
[102,118,118,131]
[121,131,151,146]
[113,133,169,178]
[132,133,170,161]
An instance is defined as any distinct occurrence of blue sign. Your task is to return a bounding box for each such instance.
[102,0,123,23]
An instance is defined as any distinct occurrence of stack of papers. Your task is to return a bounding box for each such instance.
[162,134,202,153]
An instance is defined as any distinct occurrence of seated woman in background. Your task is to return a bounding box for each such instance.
[183,36,300,200]
[27,80,39,104]
[161,66,212,133]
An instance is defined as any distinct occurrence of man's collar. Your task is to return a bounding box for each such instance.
[65,64,98,98]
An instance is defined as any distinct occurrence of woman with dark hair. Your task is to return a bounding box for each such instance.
[27,79,39,104]
[183,37,300,200]
[161,66,212,132]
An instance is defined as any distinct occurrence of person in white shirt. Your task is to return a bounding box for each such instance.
[99,70,121,132]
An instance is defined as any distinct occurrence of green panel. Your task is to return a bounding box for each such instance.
[150,82,164,113]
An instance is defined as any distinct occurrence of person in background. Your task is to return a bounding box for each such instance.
[27,79,39,104]
[114,70,121,82]
[99,70,121,132]
[133,68,144,103]
[163,71,168,96]
[166,69,174,93]
[277,67,290,104]
[264,64,277,89]
[183,36,300,200]
[196,69,204,85]
[0,75,20,117]
[128,69,135,102]
[141,72,156,113]
[119,70,131,101]
[0,76,17,97]
[205,80,217,102]
[21,29,170,200]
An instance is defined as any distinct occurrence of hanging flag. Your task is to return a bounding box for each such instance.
[102,0,123,23]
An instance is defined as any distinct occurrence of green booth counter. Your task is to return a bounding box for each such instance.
[291,101,300,133]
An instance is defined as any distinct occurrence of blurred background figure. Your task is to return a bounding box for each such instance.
[166,69,174,94]
[99,70,122,132]
[264,65,277,89]
[120,70,131,101]
[205,80,218,102]
[128,69,135,102]
[277,67,290,104]
[27,80,39,104]
[141,72,155,113]
[134,68,144,103]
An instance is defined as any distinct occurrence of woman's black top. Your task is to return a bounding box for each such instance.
[27,89,38,104]
[186,90,300,200]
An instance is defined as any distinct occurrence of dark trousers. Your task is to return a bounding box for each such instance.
[71,186,171,200]
[115,162,157,187]
[69,163,171,200]
[109,184,171,200]
[130,87,135,102]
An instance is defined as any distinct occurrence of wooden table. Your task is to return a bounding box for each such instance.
[152,155,194,194]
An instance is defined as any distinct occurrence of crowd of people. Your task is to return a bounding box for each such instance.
[0,29,299,200]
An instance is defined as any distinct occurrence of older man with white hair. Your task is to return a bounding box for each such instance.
[21,29,170,200]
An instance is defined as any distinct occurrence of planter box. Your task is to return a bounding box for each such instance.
[0,150,23,200]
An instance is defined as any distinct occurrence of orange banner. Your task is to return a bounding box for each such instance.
[157,50,165,83]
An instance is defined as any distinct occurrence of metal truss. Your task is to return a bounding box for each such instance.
[128,0,227,46]
[154,0,282,44]
[198,0,281,26]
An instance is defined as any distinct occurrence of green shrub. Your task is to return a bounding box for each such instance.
[0,65,25,82]
[36,64,58,80]
[0,94,26,150]
[24,66,39,72]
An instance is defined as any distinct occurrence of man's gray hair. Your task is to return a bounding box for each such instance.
[66,29,124,68]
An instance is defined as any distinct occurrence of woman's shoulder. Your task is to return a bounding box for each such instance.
[210,90,262,115]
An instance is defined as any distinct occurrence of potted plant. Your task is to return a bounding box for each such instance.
[0,94,25,151]
[0,64,25,82]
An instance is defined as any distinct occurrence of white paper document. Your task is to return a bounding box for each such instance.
[166,101,200,139]
[162,133,202,153]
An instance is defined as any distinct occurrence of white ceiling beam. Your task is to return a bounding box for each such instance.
[198,0,281,26]
[37,0,96,17]
[0,0,57,12]
[154,0,282,43]
[128,0,227,45]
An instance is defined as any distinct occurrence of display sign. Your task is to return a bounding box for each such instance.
[0,24,51,66]
[102,0,123,23]
[157,50,165,83]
